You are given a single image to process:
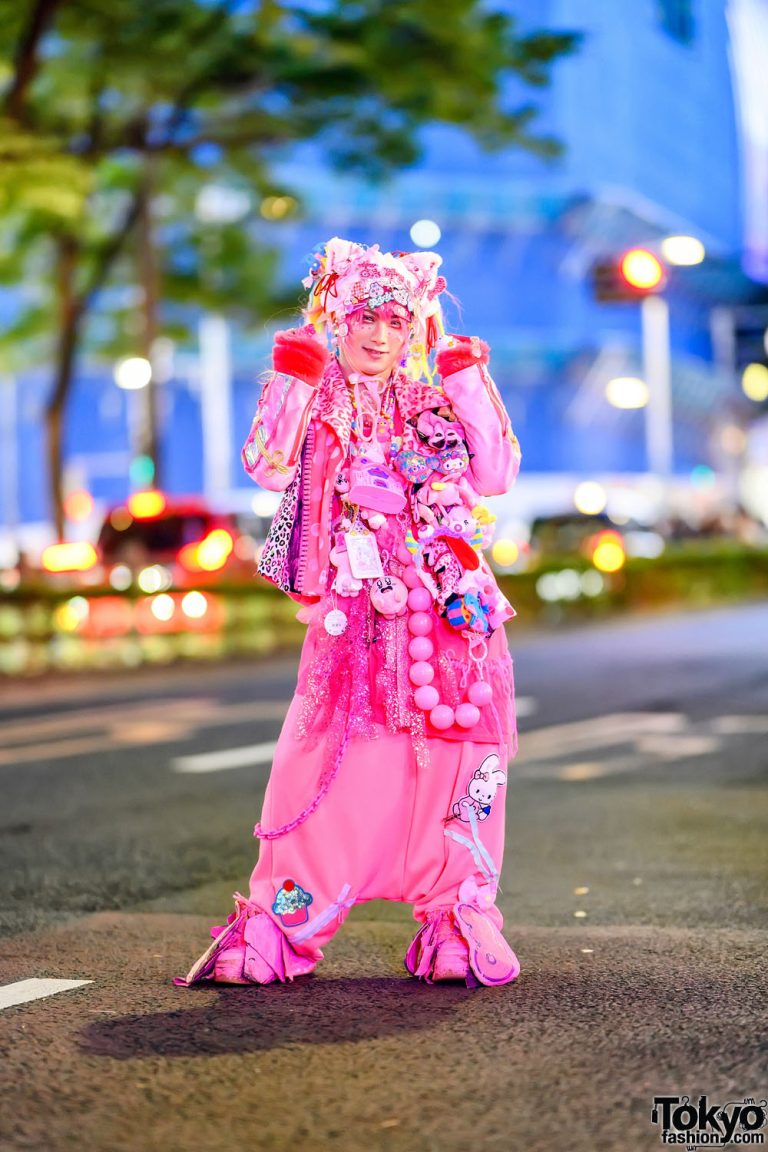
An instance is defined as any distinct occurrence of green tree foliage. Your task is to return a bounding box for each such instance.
[0,0,580,537]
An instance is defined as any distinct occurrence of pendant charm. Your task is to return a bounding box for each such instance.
[323,608,348,636]
[345,530,384,579]
[369,574,408,617]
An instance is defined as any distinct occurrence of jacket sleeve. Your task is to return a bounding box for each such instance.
[436,337,521,496]
[241,328,329,492]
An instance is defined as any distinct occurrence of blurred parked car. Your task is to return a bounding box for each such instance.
[527,512,664,569]
[40,492,259,590]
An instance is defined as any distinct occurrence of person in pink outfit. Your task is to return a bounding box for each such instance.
[175,238,523,989]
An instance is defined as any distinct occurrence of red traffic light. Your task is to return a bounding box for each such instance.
[591,248,667,302]
[620,249,665,290]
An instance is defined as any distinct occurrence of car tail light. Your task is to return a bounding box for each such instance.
[128,490,167,519]
[590,530,626,573]
[42,541,99,573]
[178,528,234,572]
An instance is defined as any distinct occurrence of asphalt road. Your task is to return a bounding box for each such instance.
[0,601,766,1152]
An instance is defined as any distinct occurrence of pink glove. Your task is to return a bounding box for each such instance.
[272,325,330,387]
[435,334,490,379]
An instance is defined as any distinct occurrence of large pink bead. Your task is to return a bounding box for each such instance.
[407,586,432,612]
[454,702,481,729]
[429,704,455,730]
[413,685,440,711]
[409,660,435,686]
[396,544,414,565]
[402,566,422,589]
[408,635,434,661]
[468,680,493,706]
[407,611,433,636]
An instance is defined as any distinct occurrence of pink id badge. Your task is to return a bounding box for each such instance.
[345,531,384,579]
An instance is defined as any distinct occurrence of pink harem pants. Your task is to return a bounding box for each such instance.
[248,694,508,966]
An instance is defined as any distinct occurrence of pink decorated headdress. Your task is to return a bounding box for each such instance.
[302,238,447,372]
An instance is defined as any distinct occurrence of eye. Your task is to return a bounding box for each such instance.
[389,317,403,329]
[362,311,376,324]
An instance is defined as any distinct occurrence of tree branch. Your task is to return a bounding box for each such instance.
[76,192,143,315]
[4,0,65,121]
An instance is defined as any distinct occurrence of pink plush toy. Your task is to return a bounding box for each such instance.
[369,574,409,617]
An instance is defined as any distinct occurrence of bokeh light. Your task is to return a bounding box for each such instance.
[580,569,605,597]
[605,376,649,409]
[64,489,94,522]
[574,481,607,515]
[251,491,281,517]
[410,219,441,248]
[42,542,98,573]
[181,591,209,619]
[129,455,156,489]
[109,507,133,532]
[195,529,234,571]
[491,539,519,567]
[660,235,705,265]
[114,357,151,390]
[128,490,166,518]
[719,424,747,454]
[691,465,716,488]
[741,362,768,402]
[260,195,297,220]
[592,535,626,572]
[620,248,664,289]
[137,565,172,594]
[536,569,583,602]
[149,594,175,622]
[109,564,133,590]
[53,596,90,633]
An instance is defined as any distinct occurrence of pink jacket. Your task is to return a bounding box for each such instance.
[242,355,521,604]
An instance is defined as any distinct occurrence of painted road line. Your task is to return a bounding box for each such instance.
[0,697,289,747]
[172,740,279,774]
[514,696,537,718]
[0,699,290,767]
[710,715,768,734]
[516,712,688,763]
[512,712,731,779]
[0,978,92,1012]
[0,696,224,746]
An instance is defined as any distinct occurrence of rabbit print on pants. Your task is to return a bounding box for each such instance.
[449,754,507,823]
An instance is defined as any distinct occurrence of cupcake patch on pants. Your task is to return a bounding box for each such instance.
[272,879,313,926]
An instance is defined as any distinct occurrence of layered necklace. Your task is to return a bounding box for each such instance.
[349,373,396,455]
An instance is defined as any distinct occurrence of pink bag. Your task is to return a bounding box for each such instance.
[347,456,406,513]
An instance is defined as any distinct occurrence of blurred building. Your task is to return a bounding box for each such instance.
[2,0,768,547]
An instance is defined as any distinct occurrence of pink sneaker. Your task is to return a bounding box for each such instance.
[431,912,471,982]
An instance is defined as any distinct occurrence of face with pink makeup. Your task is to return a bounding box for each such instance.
[338,302,410,382]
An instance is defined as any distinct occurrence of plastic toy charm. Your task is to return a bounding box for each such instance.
[272,878,314,926]
[348,456,406,514]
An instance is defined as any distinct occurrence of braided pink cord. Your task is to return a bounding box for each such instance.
[253,726,351,841]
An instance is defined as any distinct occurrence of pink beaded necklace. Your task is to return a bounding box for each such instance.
[392,537,492,733]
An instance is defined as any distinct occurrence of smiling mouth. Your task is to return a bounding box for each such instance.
[363,347,387,357]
